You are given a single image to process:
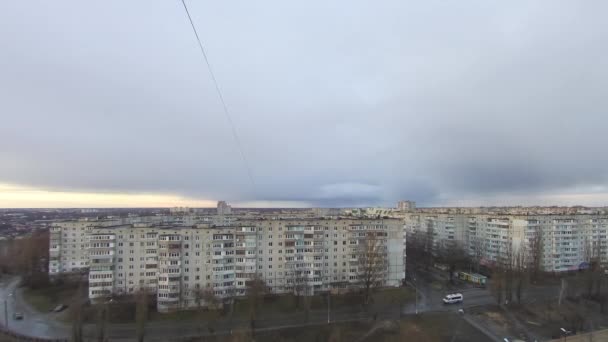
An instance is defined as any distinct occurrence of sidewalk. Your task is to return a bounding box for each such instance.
[547,328,608,342]
[500,304,542,342]
[462,314,502,342]
[0,276,69,340]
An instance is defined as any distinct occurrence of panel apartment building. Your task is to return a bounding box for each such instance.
[49,216,239,275]
[404,212,608,272]
[52,217,406,312]
[49,218,123,274]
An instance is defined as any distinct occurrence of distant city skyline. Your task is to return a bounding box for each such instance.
[2,182,608,208]
[2,1,608,208]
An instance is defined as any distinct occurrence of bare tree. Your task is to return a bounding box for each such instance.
[246,274,268,336]
[287,259,312,314]
[558,278,568,308]
[491,264,504,305]
[581,239,603,300]
[582,237,595,298]
[437,242,469,284]
[328,326,342,342]
[423,220,435,270]
[193,286,204,310]
[405,219,435,272]
[470,236,486,274]
[95,302,109,342]
[357,232,387,305]
[593,242,604,299]
[599,277,608,314]
[12,231,50,289]
[528,229,544,282]
[203,287,220,309]
[491,244,505,305]
[514,245,527,304]
[135,289,149,342]
[503,242,514,304]
[194,286,220,336]
[69,284,84,342]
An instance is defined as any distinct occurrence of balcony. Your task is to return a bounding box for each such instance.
[90,257,114,265]
[158,295,180,303]
[90,237,115,243]
[165,276,181,283]
[214,283,235,290]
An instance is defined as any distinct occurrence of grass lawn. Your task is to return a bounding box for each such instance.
[431,281,445,291]
[21,284,81,313]
[373,287,414,305]
[151,287,415,323]
[26,285,415,325]
[149,308,222,322]
[376,312,489,342]
[507,298,608,339]
[188,320,376,342]
[187,312,489,342]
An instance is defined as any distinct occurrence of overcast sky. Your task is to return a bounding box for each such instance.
[1,1,608,208]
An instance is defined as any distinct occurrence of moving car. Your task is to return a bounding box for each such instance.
[442,293,464,304]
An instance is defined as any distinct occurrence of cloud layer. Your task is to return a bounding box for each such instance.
[1,1,608,207]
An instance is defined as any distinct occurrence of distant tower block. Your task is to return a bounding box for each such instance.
[217,201,232,215]
[397,201,416,212]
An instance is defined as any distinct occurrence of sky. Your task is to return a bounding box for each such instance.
[1,1,608,208]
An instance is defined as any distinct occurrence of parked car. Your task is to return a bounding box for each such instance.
[13,312,23,320]
[53,304,67,312]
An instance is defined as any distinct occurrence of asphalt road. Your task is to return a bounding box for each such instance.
[0,272,561,341]
[0,277,69,339]
[406,266,561,312]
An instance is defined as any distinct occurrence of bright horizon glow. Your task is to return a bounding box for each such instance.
[2,182,607,209]
[0,183,217,208]
[0,183,315,209]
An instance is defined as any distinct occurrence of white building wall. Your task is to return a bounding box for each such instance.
[49,219,121,275]
[68,218,406,312]
[406,213,608,272]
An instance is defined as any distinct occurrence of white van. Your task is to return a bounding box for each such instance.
[443,293,463,304]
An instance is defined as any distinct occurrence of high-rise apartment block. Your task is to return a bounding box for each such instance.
[52,217,406,312]
[217,201,232,216]
[405,212,608,272]
[49,218,122,274]
[397,201,416,212]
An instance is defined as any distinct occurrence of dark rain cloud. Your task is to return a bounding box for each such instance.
[1,0,608,206]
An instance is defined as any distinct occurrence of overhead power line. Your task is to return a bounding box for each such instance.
[180,0,256,190]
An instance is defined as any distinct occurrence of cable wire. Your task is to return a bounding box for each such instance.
[180,0,256,190]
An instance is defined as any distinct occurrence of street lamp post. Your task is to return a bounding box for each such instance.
[4,293,12,328]
[412,277,418,315]
[327,291,330,324]
[415,285,418,315]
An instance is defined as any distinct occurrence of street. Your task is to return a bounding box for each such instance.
[0,277,69,339]
[0,272,561,341]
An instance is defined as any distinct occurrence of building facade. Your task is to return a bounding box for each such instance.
[52,217,406,312]
[397,201,416,212]
[217,201,232,216]
[49,218,123,275]
[405,213,608,272]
